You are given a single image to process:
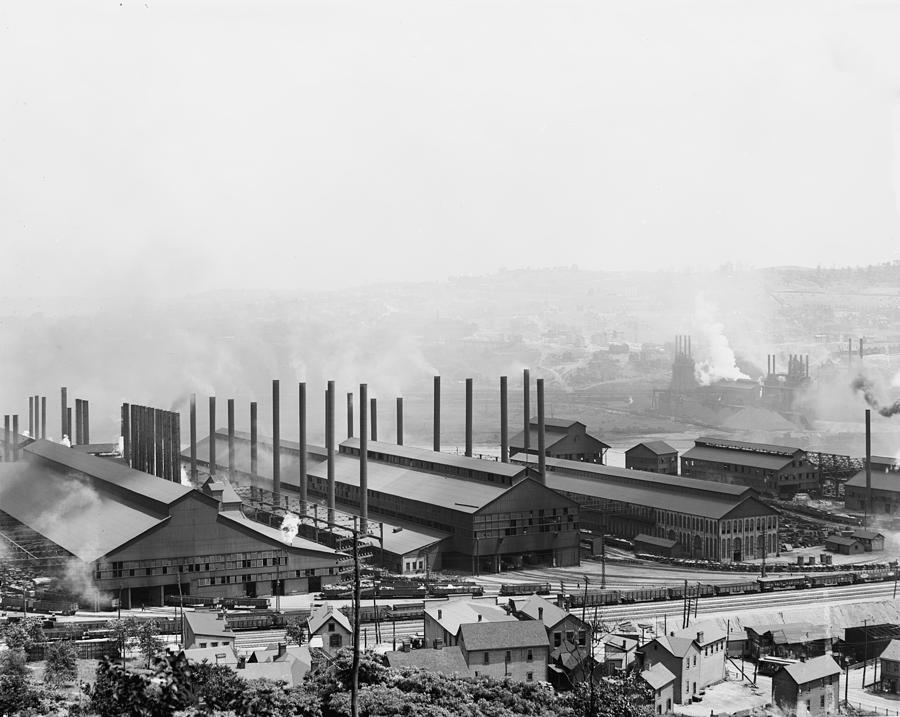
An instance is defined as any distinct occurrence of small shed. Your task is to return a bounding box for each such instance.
[633,533,682,558]
[625,441,678,475]
[307,605,352,654]
[824,535,866,555]
[880,639,900,694]
[640,662,675,715]
[851,530,885,552]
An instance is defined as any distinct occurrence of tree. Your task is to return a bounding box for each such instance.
[0,649,40,715]
[105,616,140,666]
[285,616,305,646]
[44,639,79,686]
[1,616,46,656]
[136,619,164,668]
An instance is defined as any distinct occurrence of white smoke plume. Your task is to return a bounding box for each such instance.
[117,435,125,455]
[280,512,301,545]
[692,295,750,386]
[61,434,71,447]
[180,465,191,487]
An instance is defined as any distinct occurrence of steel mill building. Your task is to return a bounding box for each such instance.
[513,456,780,563]
[0,439,343,607]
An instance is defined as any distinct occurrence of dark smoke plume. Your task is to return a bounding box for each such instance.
[852,376,900,417]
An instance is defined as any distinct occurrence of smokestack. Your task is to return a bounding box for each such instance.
[154,409,163,478]
[75,399,83,445]
[209,396,216,476]
[360,383,369,533]
[860,337,865,360]
[83,400,90,445]
[326,380,336,526]
[465,378,473,457]
[347,392,354,439]
[299,383,307,507]
[3,415,9,461]
[28,397,33,438]
[500,376,509,463]
[67,408,72,445]
[537,379,546,484]
[805,355,809,378]
[273,379,281,507]
[33,395,39,440]
[688,335,691,357]
[12,415,18,461]
[370,397,378,442]
[60,387,68,440]
[396,397,403,446]
[228,398,236,482]
[122,403,131,465]
[190,395,197,483]
[866,408,872,528]
[433,376,441,452]
[523,369,530,454]
[171,411,181,483]
[250,401,258,481]
[41,396,46,439]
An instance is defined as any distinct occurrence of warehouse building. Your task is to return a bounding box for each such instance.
[624,441,678,474]
[681,437,816,496]
[844,465,900,514]
[0,440,343,607]
[509,418,609,464]
[528,456,779,563]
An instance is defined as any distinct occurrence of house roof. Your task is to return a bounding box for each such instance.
[782,655,841,685]
[601,634,638,652]
[458,620,549,651]
[634,534,679,549]
[825,535,861,547]
[651,635,696,658]
[0,460,169,562]
[426,599,515,636]
[847,469,900,492]
[881,639,900,662]
[746,622,831,645]
[641,663,676,690]
[307,605,351,635]
[628,441,676,456]
[385,646,470,675]
[682,445,796,471]
[239,658,307,686]
[185,611,235,640]
[181,647,238,665]
[513,594,571,629]
[674,623,728,646]
[852,530,884,541]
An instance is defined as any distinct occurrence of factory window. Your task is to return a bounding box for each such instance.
[526,672,533,681]
[204,564,210,571]
[483,652,490,664]
[129,569,134,577]
[505,650,511,663]
[162,567,168,575]
[146,568,153,576]
[527,649,533,662]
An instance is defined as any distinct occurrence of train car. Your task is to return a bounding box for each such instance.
[854,568,896,584]
[225,612,279,631]
[223,597,270,610]
[165,595,218,608]
[320,584,353,599]
[388,602,425,621]
[758,575,808,592]
[713,581,760,596]
[32,599,77,615]
[566,589,621,608]
[499,583,552,597]
[621,587,668,604]
[340,604,392,623]
[429,583,484,598]
[806,572,855,589]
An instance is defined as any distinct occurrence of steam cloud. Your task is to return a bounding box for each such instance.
[692,295,750,386]
[852,376,900,417]
[280,512,300,544]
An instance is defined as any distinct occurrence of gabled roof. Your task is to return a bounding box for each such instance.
[695,436,804,457]
[674,623,727,646]
[185,611,235,640]
[782,655,841,685]
[217,509,341,556]
[651,635,696,658]
[458,620,549,651]
[682,445,796,471]
[846,469,900,491]
[426,599,515,636]
[852,530,884,541]
[628,441,676,456]
[386,646,470,675]
[824,535,861,547]
[634,534,678,549]
[641,663,676,690]
[181,647,238,665]
[513,594,572,630]
[881,639,900,662]
[307,606,351,634]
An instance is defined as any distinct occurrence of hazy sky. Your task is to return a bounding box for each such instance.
[2,0,900,299]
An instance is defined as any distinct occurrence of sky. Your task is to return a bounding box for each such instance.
[2,0,900,299]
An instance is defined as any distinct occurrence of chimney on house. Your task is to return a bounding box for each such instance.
[277,643,286,660]
[477,614,483,622]
[696,631,704,644]
[538,607,544,621]
[438,609,442,620]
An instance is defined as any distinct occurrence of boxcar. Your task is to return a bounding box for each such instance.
[758,575,808,592]
[806,572,855,589]
[499,583,552,596]
[622,587,668,604]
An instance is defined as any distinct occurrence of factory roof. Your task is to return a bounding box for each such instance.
[627,441,676,456]
[26,439,191,510]
[532,455,751,497]
[781,655,841,685]
[373,519,448,557]
[307,453,510,514]
[546,470,770,519]
[641,663,676,690]
[340,438,528,479]
[682,445,796,471]
[824,535,861,547]
[509,429,570,451]
[633,534,679,549]
[0,460,169,562]
[458,620,549,651]
[426,599,516,636]
[694,436,805,457]
[846,469,900,492]
[872,456,900,469]
[385,646,469,675]
[217,510,340,556]
[852,530,884,541]
[188,431,327,481]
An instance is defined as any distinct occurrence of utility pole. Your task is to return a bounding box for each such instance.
[582,576,589,624]
[351,517,361,717]
[600,535,606,589]
[862,618,869,689]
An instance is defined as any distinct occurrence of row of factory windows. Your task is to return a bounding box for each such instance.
[721,516,777,534]
[101,553,289,579]
[473,510,576,538]
[196,567,336,587]
[361,450,514,485]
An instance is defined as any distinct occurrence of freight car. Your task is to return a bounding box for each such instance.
[806,572,855,589]
[499,583,552,596]
[713,581,760,596]
[758,575,808,592]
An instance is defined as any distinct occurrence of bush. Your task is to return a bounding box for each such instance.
[0,649,42,716]
[44,640,79,686]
